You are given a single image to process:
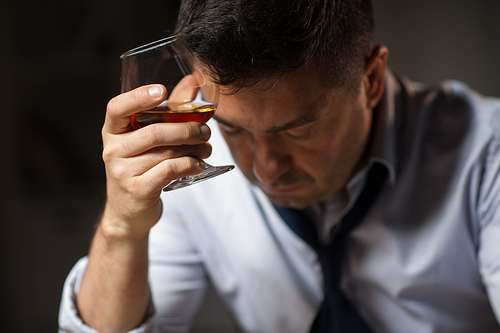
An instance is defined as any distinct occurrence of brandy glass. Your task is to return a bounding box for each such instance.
[120,36,234,191]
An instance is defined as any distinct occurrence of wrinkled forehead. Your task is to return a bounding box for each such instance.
[215,69,348,133]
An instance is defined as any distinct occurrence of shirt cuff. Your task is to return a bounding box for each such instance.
[58,256,155,333]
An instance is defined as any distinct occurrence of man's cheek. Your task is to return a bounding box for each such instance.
[224,138,253,170]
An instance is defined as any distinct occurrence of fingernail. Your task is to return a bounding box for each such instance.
[148,85,163,98]
[198,161,206,170]
[200,124,211,140]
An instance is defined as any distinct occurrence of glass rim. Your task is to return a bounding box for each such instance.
[120,35,180,59]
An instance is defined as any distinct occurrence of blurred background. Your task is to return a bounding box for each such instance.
[0,0,499,332]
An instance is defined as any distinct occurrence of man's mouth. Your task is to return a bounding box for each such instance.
[258,182,307,196]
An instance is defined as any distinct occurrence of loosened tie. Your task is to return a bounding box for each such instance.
[274,163,388,332]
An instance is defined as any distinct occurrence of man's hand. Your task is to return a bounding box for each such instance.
[76,84,212,333]
[101,84,212,238]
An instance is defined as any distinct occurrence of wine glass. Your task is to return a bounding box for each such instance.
[120,36,234,191]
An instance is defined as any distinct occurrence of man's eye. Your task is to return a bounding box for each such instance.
[220,124,242,135]
[285,124,314,139]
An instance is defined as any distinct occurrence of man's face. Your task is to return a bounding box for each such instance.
[214,68,373,209]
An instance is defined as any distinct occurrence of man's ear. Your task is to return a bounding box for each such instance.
[363,45,389,109]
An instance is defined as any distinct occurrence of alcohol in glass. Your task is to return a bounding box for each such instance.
[130,101,215,129]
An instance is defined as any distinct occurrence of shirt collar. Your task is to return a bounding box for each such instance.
[361,69,401,186]
[309,71,403,241]
[343,69,404,207]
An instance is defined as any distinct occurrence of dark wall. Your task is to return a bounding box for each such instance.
[0,1,498,332]
[373,0,500,97]
[0,1,180,331]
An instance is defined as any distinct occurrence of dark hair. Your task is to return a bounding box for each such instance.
[175,0,374,94]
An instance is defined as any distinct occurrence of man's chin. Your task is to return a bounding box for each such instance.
[264,191,318,209]
[243,172,320,208]
[260,182,341,209]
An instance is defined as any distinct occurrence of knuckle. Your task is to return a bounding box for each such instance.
[159,147,175,160]
[142,174,157,191]
[141,125,161,146]
[177,157,193,171]
[122,183,140,201]
[106,96,120,115]
[113,164,128,182]
[102,146,116,164]
[179,156,200,174]
[181,123,199,141]
[161,160,177,179]
[132,88,148,108]
[162,157,195,179]
[132,89,141,104]
[144,147,169,166]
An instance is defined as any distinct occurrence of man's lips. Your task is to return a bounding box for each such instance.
[244,170,315,196]
[258,183,306,195]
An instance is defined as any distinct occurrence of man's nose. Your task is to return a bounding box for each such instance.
[252,135,291,184]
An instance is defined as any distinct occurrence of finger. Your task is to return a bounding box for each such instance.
[119,122,211,157]
[138,156,207,193]
[167,75,198,106]
[125,143,212,177]
[104,85,167,134]
[192,66,218,104]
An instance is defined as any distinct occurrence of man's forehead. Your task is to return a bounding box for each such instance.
[217,64,320,95]
[214,66,346,133]
[213,109,321,133]
[214,76,343,133]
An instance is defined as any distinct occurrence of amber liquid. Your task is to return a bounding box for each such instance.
[130,101,216,129]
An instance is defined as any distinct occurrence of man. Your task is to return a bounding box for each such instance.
[59,0,500,332]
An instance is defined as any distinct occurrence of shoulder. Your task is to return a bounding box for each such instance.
[389,72,500,163]
[386,72,500,230]
[402,76,500,132]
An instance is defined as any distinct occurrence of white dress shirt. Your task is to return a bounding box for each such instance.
[59,71,500,332]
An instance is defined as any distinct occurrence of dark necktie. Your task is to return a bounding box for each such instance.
[274,163,388,333]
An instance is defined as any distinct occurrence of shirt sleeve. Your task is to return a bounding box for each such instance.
[146,208,209,332]
[476,132,500,323]
[58,257,154,333]
[58,208,208,333]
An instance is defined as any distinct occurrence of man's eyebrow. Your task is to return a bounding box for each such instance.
[213,112,320,133]
[212,115,241,129]
[265,113,320,133]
